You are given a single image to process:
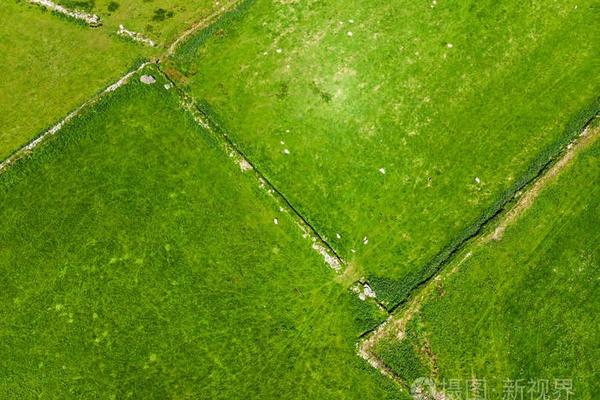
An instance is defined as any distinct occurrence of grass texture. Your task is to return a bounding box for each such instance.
[0,66,401,399]
[168,0,600,307]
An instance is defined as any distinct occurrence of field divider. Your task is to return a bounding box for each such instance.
[357,114,600,391]
[157,66,346,273]
[28,0,101,26]
[0,61,151,176]
[163,0,244,59]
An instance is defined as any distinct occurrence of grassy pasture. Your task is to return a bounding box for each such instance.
[168,0,600,307]
[372,127,600,399]
[0,65,405,399]
[55,0,237,47]
[0,0,147,160]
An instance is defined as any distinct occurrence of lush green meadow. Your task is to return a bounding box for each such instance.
[0,66,405,399]
[56,0,236,47]
[373,127,600,399]
[169,0,600,307]
[0,1,147,160]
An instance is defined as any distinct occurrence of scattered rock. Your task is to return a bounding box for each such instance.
[238,158,253,172]
[312,243,341,271]
[140,75,156,84]
[29,0,101,26]
[117,24,156,47]
[352,282,377,301]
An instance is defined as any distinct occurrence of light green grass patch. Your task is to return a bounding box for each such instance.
[372,129,600,399]
[168,0,600,307]
[0,65,404,399]
[0,0,148,160]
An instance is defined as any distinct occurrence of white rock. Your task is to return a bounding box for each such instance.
[379,167,386,174]
[238,159,253,172]
[475,177,481,184]
[140,75,156,84]
[283,148,290,155]
[347,31,353,37]
[363,284,376,298]
[273,218,279,225]
[447,43,453,48]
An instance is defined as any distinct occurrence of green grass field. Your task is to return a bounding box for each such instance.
[372,124,600,399]
[2,0,599,397]
[0,65,403,399]
[0,0,147,160]
[168,0,600,307]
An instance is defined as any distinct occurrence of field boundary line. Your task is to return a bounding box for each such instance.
[163,0,243,59]
[487,123,598,242]
[117,25,156,47]
[28,0,101,26]
[0,62,150,176]
[157,67,345,273]
[358,116,600,391]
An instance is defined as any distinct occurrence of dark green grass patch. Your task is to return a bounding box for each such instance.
[0,65,403,399]
[373,133,600,399]
[168,0,600,309]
